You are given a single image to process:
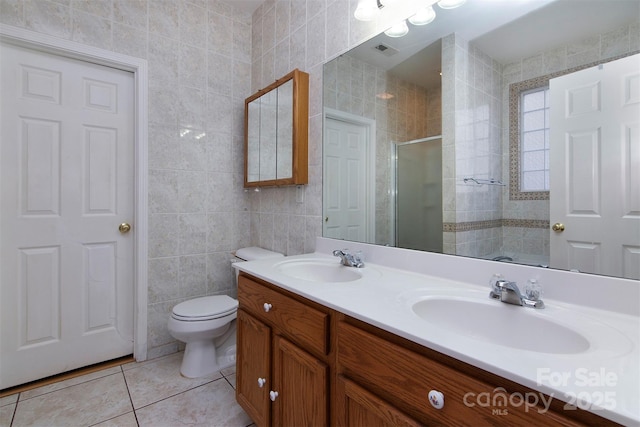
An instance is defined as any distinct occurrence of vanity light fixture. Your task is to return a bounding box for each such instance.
[354,0,380,21]
[437,0,466,9]
[384,20,409,37]
[408,5,436,25]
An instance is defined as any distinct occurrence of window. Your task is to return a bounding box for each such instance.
[520,87,550,192]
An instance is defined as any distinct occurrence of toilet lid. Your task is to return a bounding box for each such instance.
[172,295,238,320]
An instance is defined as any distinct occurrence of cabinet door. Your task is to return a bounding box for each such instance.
[272,335,328,427]
[236,310,271,427]
[335,375,422,427]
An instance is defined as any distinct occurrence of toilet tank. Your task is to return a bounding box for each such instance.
[231,247,284,282]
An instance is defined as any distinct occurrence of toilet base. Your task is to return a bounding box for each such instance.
[180,342,236,378]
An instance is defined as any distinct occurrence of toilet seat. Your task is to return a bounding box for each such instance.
[171,295,238,322]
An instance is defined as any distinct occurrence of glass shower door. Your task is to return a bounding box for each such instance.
[395,137,443,252]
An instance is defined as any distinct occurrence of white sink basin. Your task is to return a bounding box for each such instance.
[275,259,364,283]
[412,297,591,354]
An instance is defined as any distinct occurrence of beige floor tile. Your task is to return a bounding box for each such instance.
[92,411,138,427]
[135,378,251,427]
[0,394,18,407]
[20,366,122,401]
[120,352,180,372]
[123,352,221,409]
[11,373,132,427]
[0,403,15,427]
[220,366,235,377]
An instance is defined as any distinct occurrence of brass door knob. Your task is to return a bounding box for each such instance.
[552,223,565,232]
[119,223,132,233]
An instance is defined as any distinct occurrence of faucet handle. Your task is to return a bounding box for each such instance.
[488,273,504,299]
[524,279,542,301]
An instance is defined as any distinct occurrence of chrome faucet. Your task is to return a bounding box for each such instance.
[333,249,365,268]
[490,279,544,309]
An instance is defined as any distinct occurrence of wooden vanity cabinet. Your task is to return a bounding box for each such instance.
[236,273,331,427]
[335,317,619,427]
[236,274,618,427]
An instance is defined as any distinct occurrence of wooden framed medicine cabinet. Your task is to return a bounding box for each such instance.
[244,69,309,188]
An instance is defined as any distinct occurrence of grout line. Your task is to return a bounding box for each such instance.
[8,399,17,427]
[120,366,141,427]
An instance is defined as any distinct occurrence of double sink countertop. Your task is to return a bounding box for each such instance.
[234,242,640,426]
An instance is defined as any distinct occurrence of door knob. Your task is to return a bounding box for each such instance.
[258,378,266,388]
[119,223,132,233]
[269,390,279,401]
[263,303,272,312]
[552,223,565,232]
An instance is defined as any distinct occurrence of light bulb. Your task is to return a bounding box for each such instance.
[409,6,436,26]
[437,0,466,9]
[384,20,409,38]
[354,0,380,21]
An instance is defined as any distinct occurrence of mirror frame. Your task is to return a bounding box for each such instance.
[244,68,309,188]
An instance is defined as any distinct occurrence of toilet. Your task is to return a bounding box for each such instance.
[167,247,283,378]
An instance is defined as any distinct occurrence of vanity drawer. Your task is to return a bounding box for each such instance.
[238,274,329,356]
[337,321,583,427]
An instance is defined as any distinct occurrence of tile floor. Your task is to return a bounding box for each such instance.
[0,353,254,427]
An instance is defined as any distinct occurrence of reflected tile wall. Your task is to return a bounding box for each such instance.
[442,33,503,257]
[1,0,253,359]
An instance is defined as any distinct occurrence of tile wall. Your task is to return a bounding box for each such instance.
[247,0,428,253]
[441,33,503,257]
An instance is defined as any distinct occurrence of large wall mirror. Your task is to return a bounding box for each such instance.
[322,0,640,280]
[245,69,309,187]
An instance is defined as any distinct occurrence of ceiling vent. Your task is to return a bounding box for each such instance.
[372,43,398,57]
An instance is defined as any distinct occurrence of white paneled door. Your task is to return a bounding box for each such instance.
[549,54,640,279]
[0,43,135,389]
[323,116,372,243]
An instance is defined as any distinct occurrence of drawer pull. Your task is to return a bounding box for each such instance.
[258,377,266,388]
[428,390,444,409]
[269,390,279,401]
[263,302,273,312]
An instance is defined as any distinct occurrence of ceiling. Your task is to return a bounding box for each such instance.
[346,0,640,90]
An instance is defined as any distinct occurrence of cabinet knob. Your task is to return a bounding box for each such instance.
[428,390,444,409]
[263,302,272,312]
[269,390,279,401]
[258,378,266,388]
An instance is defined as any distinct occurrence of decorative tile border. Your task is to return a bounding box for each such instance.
[501,219,549,229]
[508,50,640,201]
[443,219,549,232]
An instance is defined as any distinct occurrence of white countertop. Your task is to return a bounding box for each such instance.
[235,245,640,426]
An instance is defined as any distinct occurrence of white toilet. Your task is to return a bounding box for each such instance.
[167,247,283,378]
